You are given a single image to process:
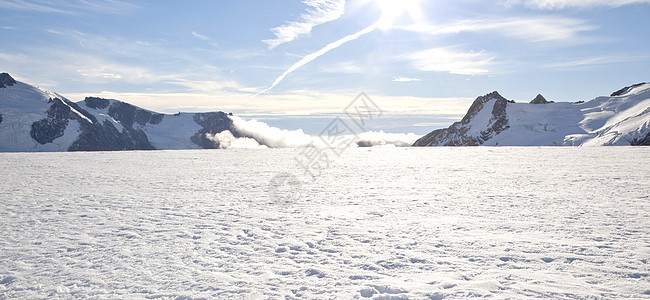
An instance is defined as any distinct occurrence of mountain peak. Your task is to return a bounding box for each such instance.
[485,91,505,101]
[530,94,553,104]
[0,73,16,88]
[611,82,647,97]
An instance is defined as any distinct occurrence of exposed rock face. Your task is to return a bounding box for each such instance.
[70,120,155,151]
[30,98,74,144]
[28,97,154,151]
[78,97,238,150]
[413,91,510,146]
[0,73,16,88]
[611,83,646,97]
[190,112,238,149]
[631,131,650,146]
[84,97,110,109]
[530,94,554,104]
[1,74,244,151]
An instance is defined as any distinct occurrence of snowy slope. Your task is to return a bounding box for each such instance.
[0,74,80,151]
[414,83,650,146]
[0,73,239,151]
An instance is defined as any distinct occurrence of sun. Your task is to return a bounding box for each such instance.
[376,0,424,30]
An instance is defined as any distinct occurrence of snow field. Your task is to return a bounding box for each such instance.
[0,147,648,299]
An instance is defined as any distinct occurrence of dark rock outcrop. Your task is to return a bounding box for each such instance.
[84,97,110,109]
[30,98,82,144]
[77,97,237,150]
[413,91,510,146]
[29,97,156,151]
[0,73,16,88]
[69,119,154,151]
[190,112,238,149]
[2,74,243,151]
[530,94,554,104]
[631,131,650,146]
[105,100,165,127]
[611,83,646,97]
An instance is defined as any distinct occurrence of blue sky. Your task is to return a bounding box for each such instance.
[1,0,649,134]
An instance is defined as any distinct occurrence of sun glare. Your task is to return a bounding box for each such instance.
[377,0,424,29]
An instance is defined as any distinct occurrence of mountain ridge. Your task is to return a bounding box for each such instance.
[414,83,650,146]
[0,73,240,152]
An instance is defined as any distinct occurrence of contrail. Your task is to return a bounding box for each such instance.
[256,20,381,96]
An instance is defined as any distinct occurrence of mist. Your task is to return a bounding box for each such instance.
[224,116,421,149]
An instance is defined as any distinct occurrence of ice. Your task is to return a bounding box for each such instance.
[0,147,648,298]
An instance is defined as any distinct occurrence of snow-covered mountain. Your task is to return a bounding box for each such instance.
[0,73,239,151]
[413,83,650,146]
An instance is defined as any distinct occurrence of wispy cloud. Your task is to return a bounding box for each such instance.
[0,52,28,62]
[257,20,380,95]
[263,0,346,49]
[0,0,137,15]
[502,0,650,9]
[400,17,595,43]
[191,31,211,41]
[392,77,421,82]
[319,61,363,73]
[544,55,650,68]
[406,47,495,75]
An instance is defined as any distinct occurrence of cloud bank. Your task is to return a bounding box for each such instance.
[222,116,420,149]
[206,130,268,149]
[230,116,314,148]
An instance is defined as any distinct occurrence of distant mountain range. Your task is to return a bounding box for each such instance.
[414,83,650,146]
[1,72,649,152]
[0,73,240,152]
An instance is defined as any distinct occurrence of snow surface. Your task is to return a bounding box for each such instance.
[465,99,496,136]
[0,82,51,151]
[1,148,648,299]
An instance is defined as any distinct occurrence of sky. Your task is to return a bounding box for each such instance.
[1,0,649,134]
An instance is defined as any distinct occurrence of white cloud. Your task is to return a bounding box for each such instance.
[544,55,650,68]
[62,90,473,119]
[263,0,346,49]
[355,131,420,147]
[230,116,420,148]
[400,17,594,43]
[206,130,268,149]
[406,47,495,75]
[392,77,421,82]
[0,0,137,15]
[503,0,650,9]
[75,62,174,84]
[230,116,314,148]
[0,52,28,63]
[191,31,210,41]
[319,61,363,73]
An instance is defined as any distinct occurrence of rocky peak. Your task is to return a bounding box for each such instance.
[0,73,16,88]
[461,91,507,125]
[530,94,553,104]
[414,91,511,146]
[611,82,647,97]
